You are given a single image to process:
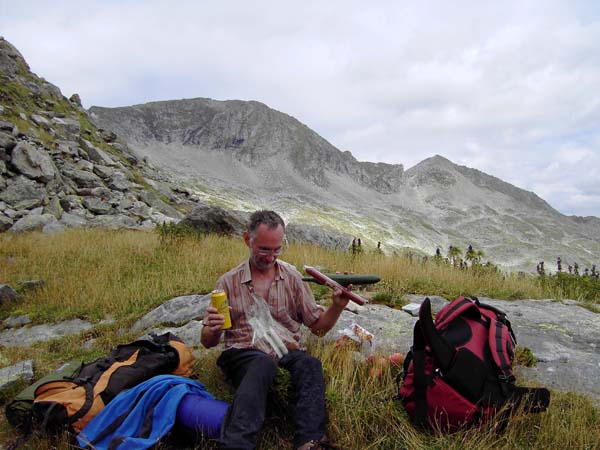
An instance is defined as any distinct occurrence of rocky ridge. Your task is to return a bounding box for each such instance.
[0,37,198,233]
[89,99,404,194]
[90,100,600,271]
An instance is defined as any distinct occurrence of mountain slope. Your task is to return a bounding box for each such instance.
[89,98,600,272]
[89,99,404,194]
[0,37,196,233]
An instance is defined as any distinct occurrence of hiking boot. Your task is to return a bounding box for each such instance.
[296,436,338,450]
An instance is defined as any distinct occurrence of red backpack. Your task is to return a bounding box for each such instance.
[398,297,550,432]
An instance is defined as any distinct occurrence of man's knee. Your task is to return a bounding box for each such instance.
[303,354,322,372]
[247,352,278,382]
[285,353,323,382]
[294,353,322,374]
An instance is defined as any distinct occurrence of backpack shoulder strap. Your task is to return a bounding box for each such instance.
[479,302,517,346]
[410,320,428,428]
[487,316,514,379]
[418,298,454,372]
[435,296,480,330]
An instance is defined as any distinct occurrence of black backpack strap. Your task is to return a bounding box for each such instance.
[478,302,517,346]
[508,386,551,413]
[419,298,454,373]
[489,320,513,374]
[411,321,428,428]
[494,386,551,432]
[68,382,95,425]
[487,317,517,398]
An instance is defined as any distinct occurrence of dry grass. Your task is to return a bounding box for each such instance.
[0,229,244,323]
[0,229,544,328]
[3,344,599,450]
[0,229,598,449]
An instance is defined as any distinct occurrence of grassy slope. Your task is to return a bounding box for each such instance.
[0,230,598,449]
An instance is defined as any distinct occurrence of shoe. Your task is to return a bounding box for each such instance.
[296,436,338,450]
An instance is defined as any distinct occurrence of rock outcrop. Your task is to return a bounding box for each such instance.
[0,360,34,394]
[0,284,19,305]
[286,223,351,251]
[1,286,598,404]
[179,205,248,235]
[0,37,194,234]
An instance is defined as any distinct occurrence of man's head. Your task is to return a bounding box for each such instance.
[244,210,285,271]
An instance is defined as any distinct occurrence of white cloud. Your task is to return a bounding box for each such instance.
[2,0,600,215]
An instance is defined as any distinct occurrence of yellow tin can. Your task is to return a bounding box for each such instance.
[210,289,232,329]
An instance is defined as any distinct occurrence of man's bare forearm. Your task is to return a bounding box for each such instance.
[310,302,345,336]
[201,324,223,348]
[309,286,351,336]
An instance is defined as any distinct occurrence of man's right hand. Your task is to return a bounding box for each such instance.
[203,306,226,335]
[200,306,227,348]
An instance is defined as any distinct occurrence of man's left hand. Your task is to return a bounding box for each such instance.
[332,284,352,308]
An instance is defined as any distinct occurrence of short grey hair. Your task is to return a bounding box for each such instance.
[247,210,285,238]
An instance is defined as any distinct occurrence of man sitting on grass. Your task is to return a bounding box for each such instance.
[201,210,350,450]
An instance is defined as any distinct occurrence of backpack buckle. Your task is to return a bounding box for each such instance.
[498,374,516,396]
[498,374,515,383]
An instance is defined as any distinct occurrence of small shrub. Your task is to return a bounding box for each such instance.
[371,290,393,304]
[514,346,537,367]
[538,272,600,303]
[156,222,205,243]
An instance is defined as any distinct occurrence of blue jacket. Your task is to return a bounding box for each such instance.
[77,374,213,450]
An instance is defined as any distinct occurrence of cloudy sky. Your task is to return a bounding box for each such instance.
[2,1,600,216]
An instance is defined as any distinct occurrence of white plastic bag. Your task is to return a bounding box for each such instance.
[247,294,297,358]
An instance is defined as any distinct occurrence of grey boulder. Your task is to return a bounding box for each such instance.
[51,117,80,140]
[83,197,112,215]
[60,212,88,228]
[9,213,58,233]
[3,314,31,329]
[286,223,352,251]
[10,142,55,182]
[179,204,248,235]
[79,139,115,166]
[0,176,47,210]
[132,294,211,332]
[63,168,104,188]
[87,214,137,229]
[0,215,13,231]
[0,319,93,347]
[0,284,19,304]
[0,131,16,151]
[0,360,34,394]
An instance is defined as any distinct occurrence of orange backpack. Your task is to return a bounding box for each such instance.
[31,333,194,436]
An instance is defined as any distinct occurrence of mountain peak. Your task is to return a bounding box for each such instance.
[0,36,30,79]
[410,154,455,170]
[90,98,404,194]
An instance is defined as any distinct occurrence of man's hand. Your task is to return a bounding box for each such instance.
[332,284,352,309]
[203,306,226,335]
[200,306,229,348]
[310,284,353,336]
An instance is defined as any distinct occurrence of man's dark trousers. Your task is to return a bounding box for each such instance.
[217,348,326,450]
